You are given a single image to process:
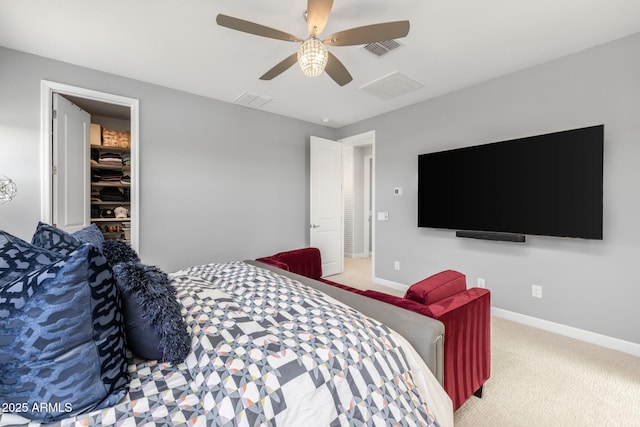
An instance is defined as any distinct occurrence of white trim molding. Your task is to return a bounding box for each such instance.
[492,307,640,357]
[372,276,408,292]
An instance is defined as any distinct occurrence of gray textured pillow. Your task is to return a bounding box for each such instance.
[112,261,191,364]
[102,239,140,265]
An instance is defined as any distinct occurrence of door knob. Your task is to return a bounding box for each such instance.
[310,224,320,228]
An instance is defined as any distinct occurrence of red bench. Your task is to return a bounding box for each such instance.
[257,247,491,410]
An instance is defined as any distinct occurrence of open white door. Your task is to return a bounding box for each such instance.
[310,136,343,277]
[52,93,90,233]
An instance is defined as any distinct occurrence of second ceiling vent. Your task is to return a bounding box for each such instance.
[363,39,402,57]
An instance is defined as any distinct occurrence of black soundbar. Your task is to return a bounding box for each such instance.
[456,230,526,242]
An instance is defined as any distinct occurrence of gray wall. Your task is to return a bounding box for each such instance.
[339,33,640,344]
[0,46,335,271]
[2,32,639,345]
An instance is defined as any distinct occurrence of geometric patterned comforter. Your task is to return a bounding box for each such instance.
[2,261,443,427]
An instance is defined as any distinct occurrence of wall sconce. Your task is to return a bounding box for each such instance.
[0,176,17,204]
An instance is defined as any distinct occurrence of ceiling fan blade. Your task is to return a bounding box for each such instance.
[217,14,302,42]
[259,53,299,80]
[306,0,334,35]
[324,20,410,46]
[324,52,353,86]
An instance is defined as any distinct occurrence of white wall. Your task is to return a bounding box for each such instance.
[343,144,373,258]
[343,146,355,256]
[352,145,372,256]
[0,46,336,271]
[338,33,640,344]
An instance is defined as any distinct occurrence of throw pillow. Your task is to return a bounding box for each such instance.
[102,239,140,265]
[0,244,129,422]
[31,222,104,256]
[71,223,105,251]
[404,270,467,305]
[112,261,191,364]
[0,230,62,287]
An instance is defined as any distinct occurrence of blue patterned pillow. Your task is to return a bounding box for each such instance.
[0,230,62,287]
[72,223,105,252]
[0,243,129,422]
[31,222,104,256]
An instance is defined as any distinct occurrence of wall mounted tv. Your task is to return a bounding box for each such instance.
[417,125,604,241]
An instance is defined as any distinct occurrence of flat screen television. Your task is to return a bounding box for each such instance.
[417,125,604,240]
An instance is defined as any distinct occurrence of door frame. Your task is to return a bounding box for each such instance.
[40,80,140,251]
[339,130,375,278]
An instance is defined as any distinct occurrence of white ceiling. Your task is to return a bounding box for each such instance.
[1,0,639,128]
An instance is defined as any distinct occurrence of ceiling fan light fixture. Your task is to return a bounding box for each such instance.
[297,37,328,77]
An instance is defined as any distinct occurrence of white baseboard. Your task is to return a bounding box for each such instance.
[345,253,369,259]
[492,307,640,357]
[372,276,408,292]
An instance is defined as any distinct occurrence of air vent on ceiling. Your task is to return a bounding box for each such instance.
[234,90,272,108]
[359,71,424,100]
[363,39,402,57]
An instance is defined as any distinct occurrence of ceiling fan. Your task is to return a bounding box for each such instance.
[216,0,410,86]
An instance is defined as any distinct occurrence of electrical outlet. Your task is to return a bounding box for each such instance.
[532,284,543,298]
[394,261,400,271]
[477,278,485,288]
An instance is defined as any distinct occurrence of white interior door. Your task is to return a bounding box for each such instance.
[310,136,343,277]
[52,93,90,233]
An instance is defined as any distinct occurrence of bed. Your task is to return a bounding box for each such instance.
[1,229,453,427]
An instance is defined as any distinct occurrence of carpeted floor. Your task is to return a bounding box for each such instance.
[330,257,640,426]
[331,257,405,296]
[454,317,640,426]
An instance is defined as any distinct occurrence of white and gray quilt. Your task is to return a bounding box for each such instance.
[9,261,446,426]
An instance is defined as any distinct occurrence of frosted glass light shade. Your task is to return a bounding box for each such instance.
[0,176,17,204]
[297,37,328,77]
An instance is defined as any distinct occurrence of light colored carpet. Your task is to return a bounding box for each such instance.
[454,317,640,426]
[330,258,640,426]
[330,257,405,297]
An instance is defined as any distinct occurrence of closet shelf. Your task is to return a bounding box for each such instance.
[91,182,131,188]
[91,163,130,171]
[91,201,130,205]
